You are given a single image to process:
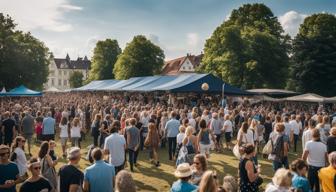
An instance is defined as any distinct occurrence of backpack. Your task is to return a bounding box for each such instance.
[271,134,284,161]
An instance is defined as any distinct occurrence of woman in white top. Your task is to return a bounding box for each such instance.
[302,119,315,151]
[188,112,197,133]
[11,136,28,178]
[237,122,255,146]
[70,117,82,147]
[59,116,69,158]
[160,112,169,138]
[302,128,328,192]
[176,126,186,146]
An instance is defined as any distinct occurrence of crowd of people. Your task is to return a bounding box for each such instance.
[0,92,336,192]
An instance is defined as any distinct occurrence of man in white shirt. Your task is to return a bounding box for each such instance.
[104,120,126,174]
[283,116,293,144]
[289,115,302,152]
[302,129,328,192]
[222,114,233,150]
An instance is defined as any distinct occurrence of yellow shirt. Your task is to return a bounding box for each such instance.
[318,165,336,192]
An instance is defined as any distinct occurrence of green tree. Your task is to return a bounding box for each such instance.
[87,39,121,81]
[114,35,164,80]
[199,3,290,89]
[290,13,336,96]
[69,71,84,88]
[0,13,49,90]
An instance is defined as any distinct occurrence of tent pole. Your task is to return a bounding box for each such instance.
[222,83,225,108]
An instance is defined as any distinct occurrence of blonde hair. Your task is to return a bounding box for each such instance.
[222,175,238,192]
[330,127,336,136]
[72,117,80,127]
[198,171,217,192]
[179,126,186,133]
[185,126,194,136]
[272,168,293,187]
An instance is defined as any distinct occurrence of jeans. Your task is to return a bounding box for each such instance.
[293,134,299,152]
[161,137,166,148]
[128,149,139,171]
[99,133,107,148]
[92,134,99,147]
[272,156,289,171]
[140,130,148,151]
[71,137,80,147]
[308,165,322,192]
[115,163,125,175]
[168,137,177,160]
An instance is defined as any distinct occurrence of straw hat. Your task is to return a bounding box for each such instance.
[174,163,192,178]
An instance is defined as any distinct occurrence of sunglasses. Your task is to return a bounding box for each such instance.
[21,140,26,143]
[0,152,9,157]
[194,162,200,165]
[33,166,41,170]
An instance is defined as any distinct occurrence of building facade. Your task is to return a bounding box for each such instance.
[161,53,203,75]
[44,54,91,90]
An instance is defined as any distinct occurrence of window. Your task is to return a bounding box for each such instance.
[189,67,191,70]
[51,79,54,86]
[64,80,67,86]
[64,71,67,75]
[50,70,55,76]
[182,67,185,70]
[58,79,62,86]
[58,71,62,76]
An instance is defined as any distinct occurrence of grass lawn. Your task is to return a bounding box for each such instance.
[21,136,302,191]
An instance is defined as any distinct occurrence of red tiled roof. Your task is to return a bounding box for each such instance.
[161,54,203,75]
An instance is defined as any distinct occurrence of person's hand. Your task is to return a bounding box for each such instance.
[257,165,261,173]
[3,180,15,188]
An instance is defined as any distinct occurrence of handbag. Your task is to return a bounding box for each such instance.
[233,144,241,159]
[41,158,57,190]
[176,146,188,166]
[262,140,272,155]
[233,132,248,159]
[255,176,263,186]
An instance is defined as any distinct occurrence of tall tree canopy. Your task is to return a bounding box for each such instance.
[290,13,336,96]
[0,13,50,90]
[114,35,164,80]
[69,71,84,88]
[87,39,121,81]
[199,3,290,89]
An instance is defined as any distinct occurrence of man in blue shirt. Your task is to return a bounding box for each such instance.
[165,111,180,161]
[83,148,115,192]
[42,112,56,141]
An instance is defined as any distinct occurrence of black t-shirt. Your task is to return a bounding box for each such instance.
[327,136,336,154]
[59,165,83,192]
[19,177,52,192]
[2,118,16,137]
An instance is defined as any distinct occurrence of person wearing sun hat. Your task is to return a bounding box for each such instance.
[170,163,198,192]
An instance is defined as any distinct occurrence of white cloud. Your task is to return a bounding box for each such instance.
[187,33,200,47]
[279,11,307,37]
[0,0,82,32]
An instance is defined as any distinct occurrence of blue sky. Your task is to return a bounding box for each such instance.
[1,0,335,60]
